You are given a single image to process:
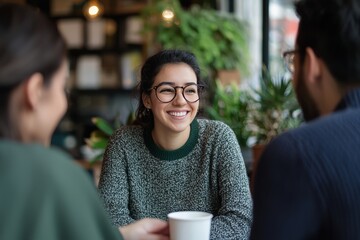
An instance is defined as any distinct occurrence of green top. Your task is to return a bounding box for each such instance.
[99,119,253,240]
[143,119,199,160]
[0,140,122,240]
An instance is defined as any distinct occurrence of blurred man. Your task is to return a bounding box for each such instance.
[251,0,360,239]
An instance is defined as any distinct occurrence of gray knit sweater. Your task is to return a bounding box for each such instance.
[98,119,252,239]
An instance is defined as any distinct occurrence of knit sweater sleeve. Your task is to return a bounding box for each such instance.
[98,127,135,226]
[210,122,253,240]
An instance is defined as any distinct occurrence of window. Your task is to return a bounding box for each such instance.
[268,0,298,75]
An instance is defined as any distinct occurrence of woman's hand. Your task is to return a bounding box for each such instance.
[119,218,169,240]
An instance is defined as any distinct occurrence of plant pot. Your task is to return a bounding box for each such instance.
[216,69,241,86]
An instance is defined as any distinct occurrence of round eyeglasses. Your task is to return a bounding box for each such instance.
[283,49,299,73]
[149,83,204,103]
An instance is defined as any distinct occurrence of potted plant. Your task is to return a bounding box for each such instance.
[206,81,251,147]
[85,112,135,164]
[142,0,250,84]
[248,68,301,147]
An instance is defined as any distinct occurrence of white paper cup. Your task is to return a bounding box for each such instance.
[168,211,213,240]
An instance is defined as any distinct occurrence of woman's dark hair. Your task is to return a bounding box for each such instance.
[295,0,360,85]
[134,49,204,127]
[0,3,67,139]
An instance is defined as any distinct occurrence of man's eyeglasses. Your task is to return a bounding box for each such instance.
[149,83,204,103]
[283,50,299,73]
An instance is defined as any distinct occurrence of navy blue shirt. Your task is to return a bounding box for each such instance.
[251,89,360,239]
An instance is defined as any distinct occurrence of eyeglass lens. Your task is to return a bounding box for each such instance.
[155,84,201,103]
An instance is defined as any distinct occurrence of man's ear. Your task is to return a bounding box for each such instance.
[142,93,151,109]
[303,47,322,85]
[23,73,44,109]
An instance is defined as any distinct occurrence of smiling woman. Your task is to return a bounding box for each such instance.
[98,49,253,240]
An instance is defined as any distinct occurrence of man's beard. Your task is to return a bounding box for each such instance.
[295,68,321,122]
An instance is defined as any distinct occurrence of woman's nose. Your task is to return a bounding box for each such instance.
[172,88,187,105]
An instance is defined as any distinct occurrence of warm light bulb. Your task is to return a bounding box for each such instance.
[162,8,175,22]
[83,0,104,20]
[88,6,99,16]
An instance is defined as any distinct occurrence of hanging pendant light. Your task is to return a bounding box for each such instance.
[162,7,175,22]
[160,0,178,27]
[83,0,104,20]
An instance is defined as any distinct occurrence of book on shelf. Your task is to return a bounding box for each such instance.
[119,51,142,89]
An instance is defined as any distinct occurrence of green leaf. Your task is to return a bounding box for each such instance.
[90,152,104,165]
[143,0,250,73]
[91,117,114,136]
[85,138,108,150]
